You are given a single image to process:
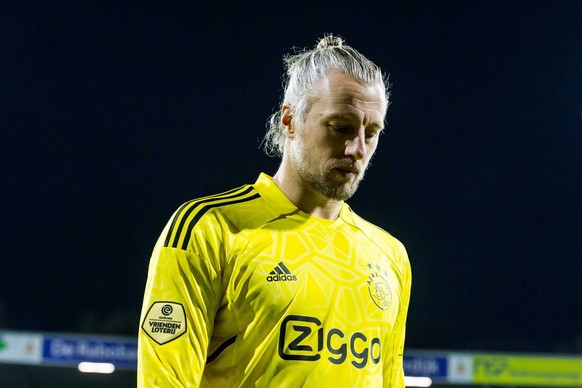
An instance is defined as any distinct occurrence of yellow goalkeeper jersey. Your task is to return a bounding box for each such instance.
[138,173,411,387]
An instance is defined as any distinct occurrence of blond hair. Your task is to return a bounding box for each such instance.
[263,34,389,157]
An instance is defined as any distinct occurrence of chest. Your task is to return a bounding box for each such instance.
[226,222,402,333]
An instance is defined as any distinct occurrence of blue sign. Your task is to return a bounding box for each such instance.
[404,354,447,379]
[42,335,137,369]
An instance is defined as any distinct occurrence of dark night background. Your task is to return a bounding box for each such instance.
[2,1,581,354]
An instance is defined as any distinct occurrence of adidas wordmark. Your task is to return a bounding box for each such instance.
[267,262,297,282]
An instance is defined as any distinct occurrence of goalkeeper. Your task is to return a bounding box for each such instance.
[138,34,411,387]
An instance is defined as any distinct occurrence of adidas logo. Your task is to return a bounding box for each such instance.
[266,262,298,282]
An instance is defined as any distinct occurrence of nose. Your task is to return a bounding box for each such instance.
[344,130,367,161]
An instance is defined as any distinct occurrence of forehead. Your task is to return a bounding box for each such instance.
[312,72,387,123]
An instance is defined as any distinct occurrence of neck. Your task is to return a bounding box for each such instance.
[272,162,343,220]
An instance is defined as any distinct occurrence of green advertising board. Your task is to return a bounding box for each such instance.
[473,353,582,386]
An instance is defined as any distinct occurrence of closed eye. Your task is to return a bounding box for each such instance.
[329,124,353,134]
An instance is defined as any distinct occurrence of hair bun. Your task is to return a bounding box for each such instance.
[316,34,344,49]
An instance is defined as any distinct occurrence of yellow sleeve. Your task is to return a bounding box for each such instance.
[386,245,412,388]
[137,218,223,387]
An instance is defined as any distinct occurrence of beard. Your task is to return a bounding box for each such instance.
[300,166,365,201]
[292,135,368,201]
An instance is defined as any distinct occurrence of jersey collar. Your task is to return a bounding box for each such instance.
[253,173,359,228]
[253,173,298,215]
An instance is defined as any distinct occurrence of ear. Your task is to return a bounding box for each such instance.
[280,105,295,139]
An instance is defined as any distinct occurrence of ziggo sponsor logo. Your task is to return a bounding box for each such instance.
[278,315,381,368]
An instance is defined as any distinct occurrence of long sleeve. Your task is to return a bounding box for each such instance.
[385,245,412,387]
[137,214,224,387]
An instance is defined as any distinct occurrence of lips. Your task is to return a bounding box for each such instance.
[334,164,360,174]
[334,165,360,179]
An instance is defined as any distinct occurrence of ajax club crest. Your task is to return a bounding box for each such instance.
[366,263,392,311]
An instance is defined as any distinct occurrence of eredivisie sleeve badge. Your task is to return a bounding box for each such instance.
[141,301,187,345]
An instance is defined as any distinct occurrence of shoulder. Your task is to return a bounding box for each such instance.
[349,209,402,245]
[162,184,265,250]
[347,208,409,265]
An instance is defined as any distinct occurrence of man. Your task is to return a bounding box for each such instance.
[138,34,411,387]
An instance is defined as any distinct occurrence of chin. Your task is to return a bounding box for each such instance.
[329,184,360,201]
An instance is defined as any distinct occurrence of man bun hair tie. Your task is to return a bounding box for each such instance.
[316,34,344,49]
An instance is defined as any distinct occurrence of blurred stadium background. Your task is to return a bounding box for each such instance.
[1,329,581,387]
[3,1,581,387]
